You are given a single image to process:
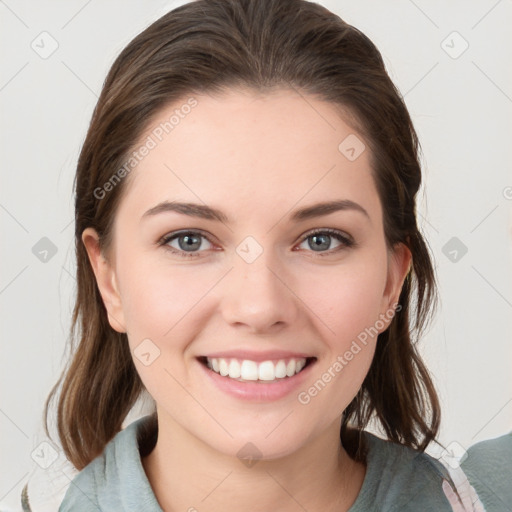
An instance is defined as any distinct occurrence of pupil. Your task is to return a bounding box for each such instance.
[179,234,201,251]
[310,234,330,251]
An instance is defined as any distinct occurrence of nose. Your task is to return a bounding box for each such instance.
[220,247,300,335]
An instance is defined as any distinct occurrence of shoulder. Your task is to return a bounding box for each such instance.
[461,431,512,511]
[350,431,454,511]
[462,430,512,465]
[59,414,161,512]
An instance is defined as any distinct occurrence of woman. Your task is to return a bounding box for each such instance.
[22,0,486,510]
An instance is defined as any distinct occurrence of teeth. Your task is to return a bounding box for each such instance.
[205,357,308,381]
[258,361,275,381]
[286,359,296,377]
[240,360,259,380]
[228,359,241,378]
[219,359,229,377]
[275,360,287,378]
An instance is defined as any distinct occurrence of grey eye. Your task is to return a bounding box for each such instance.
[164,231,213,253]
[307,233,333,251]
[177,233,203,251]
[296,229,354,255]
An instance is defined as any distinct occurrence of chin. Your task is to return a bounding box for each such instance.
[200,417,323,463]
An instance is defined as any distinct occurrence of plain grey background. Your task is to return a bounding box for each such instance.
[1,0,511,509]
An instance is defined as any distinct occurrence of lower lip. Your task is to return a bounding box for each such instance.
[198,359,315,402]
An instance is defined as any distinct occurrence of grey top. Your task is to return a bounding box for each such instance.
[460,432,512,512]
[46,414,460,511]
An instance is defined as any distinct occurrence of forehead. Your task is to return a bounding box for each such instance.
[115,87,381,226]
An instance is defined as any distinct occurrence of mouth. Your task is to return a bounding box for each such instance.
[197,356,317,383]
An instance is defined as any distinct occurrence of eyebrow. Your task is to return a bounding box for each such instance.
[141,199,370,223]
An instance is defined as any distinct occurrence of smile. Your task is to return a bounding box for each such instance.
[200,356,314,382]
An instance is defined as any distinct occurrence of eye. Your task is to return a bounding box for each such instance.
[296,228,355,256]
[158,230,215,258]
[158,228,355,259]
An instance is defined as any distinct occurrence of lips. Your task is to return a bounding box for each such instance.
[197,352,316,401]
[198,353,316,383]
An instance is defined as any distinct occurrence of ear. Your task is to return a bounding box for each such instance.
[81,227,127,333]
[378,242,412,331]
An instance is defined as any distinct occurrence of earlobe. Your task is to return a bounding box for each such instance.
[81,227,127,333]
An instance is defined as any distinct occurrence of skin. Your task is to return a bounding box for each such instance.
[83,87,411,511]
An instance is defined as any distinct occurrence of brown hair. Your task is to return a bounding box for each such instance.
[45,0,440,470]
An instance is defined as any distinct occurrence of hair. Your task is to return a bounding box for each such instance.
[45,0,440,470]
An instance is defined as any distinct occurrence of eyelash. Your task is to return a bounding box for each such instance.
[157,228,356,259]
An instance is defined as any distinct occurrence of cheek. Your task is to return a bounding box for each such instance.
[296,253,388,348]
[298,253,388,413]
[119,258,215,348]
[295,262,385,420]
[118,262,211,404]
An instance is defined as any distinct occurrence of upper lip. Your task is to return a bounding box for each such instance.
[200,350,315,362]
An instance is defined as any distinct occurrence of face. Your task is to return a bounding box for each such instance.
[84,88,410,460]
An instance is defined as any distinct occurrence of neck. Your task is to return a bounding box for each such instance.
[142,411,366,512]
